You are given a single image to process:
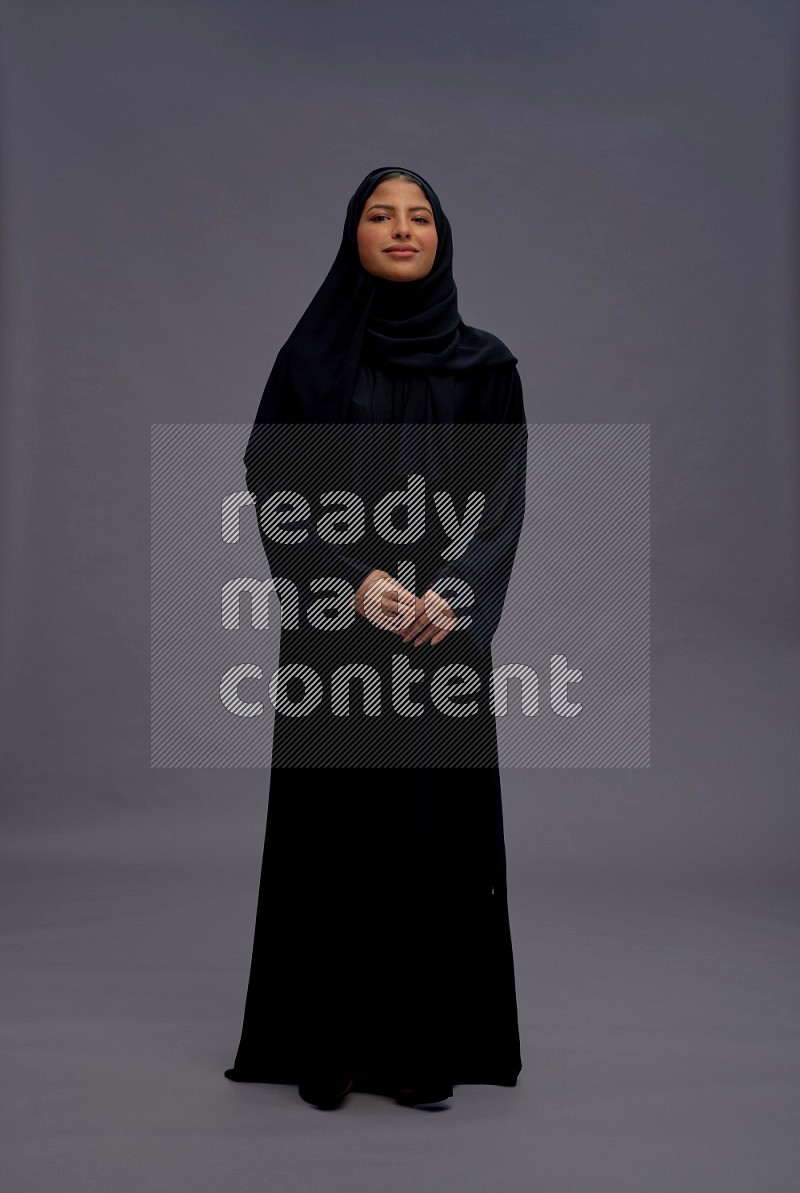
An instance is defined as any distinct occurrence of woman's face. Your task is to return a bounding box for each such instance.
[356,178,438,282]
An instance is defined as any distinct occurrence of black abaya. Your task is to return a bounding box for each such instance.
[225,353,526,1093]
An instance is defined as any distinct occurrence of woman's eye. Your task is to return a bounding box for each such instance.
[368,214,431,223]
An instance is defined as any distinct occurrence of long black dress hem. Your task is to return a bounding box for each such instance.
[224,1066,520,1091]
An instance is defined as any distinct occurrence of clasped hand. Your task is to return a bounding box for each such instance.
[353,569,457,648]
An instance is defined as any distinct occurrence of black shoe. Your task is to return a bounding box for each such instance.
[298,1072,354,1109]
[395,1081,453,1108]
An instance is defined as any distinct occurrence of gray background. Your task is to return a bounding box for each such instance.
[1,0,798,1189]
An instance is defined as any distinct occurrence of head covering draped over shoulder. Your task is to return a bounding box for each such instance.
[245,166,517,429]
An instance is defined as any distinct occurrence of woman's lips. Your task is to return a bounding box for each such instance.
[385,249,418,257]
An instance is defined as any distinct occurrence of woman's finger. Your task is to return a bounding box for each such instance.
[430,621,456,646]
[400,614,428,644]
[411,622,440,647]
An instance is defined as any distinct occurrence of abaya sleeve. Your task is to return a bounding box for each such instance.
[243,345,379,597]
[429,366,528,653]
[244,435,378,596]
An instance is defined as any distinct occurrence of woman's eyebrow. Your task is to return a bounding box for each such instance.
[366,203,433,214]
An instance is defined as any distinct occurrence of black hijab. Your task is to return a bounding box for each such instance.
[245,166,517,430]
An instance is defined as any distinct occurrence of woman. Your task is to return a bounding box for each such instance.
[225,166,528,1110]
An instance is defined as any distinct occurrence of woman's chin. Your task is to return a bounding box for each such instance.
[372,261,426,283]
